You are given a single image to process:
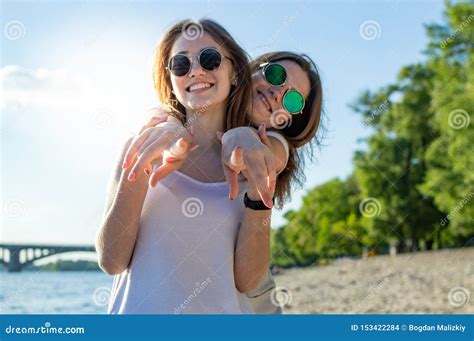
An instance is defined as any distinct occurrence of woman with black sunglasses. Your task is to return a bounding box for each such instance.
[126,50,324,314]
[96,19,284,314]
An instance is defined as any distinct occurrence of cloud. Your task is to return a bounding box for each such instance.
[0,65,145,175]
[0,65,89,110]
[1,64,154,244]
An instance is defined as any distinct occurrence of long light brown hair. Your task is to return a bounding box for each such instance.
[153,19,252,130]
[251,52,325,208]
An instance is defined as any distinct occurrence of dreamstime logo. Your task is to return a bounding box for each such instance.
[270,286,292,307]
[359,197,382,218]
[3,20,26,41]
[181,20,204,41]
[92,108,113,129]
[440,192,473,227]
[3,200,25,218]
[92,286,111,306]
[0,276,34,312]
[448,109,470,130]
[174,100,211,138]
[359,20,381,41]
[352,277,389,313]
[440,14,474,49]
[364,101,389,126]
[174,277,212,314]
[448,286,470,307]
[181,197,204,218]
[270,109,292,129]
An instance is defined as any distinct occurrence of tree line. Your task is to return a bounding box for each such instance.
[272,1,473,267]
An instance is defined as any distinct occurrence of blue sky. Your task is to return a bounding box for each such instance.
[1,0,446,254]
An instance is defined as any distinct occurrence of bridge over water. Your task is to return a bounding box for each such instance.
[0,243,96,272]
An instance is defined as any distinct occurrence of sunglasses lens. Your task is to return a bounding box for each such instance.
[264,63,286,86]
[169,55,190,76]
[200,48,222,71]
[283,90,305,114]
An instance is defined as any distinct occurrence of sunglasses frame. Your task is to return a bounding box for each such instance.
[259,62,305,115]
[167,47,231,77]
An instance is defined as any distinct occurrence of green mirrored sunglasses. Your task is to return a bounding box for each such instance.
[260,62,305,115]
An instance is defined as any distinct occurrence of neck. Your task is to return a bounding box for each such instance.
[186,105,225,149]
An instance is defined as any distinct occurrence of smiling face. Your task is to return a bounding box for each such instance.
[169,33,234,113]
[249,60,310,129]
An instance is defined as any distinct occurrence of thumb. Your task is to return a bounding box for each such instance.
[258,123,271,147]
[168,138,188,157]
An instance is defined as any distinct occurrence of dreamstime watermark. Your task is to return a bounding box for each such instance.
[181,197,204,218]
[440,14,474,49]
[270,286,293,307]
[92,286,111,306]
[351,277,390,313]
[174,277,213,314]
[448,286,470,307]
[4,321,85,335]
[262,216,271,226]
[3,20,26,41]
[0,276,35,312]
[270,109,292,129]
[174,100,211,138]
[359,197,382,218]
[3,199,26,218]
[359,20,381,41]
[440,191,473,227]
[448,109,470,130]
[92,107,113,129]
[181,20,204,41]
[364,101,389,126]
[261,11,300,48]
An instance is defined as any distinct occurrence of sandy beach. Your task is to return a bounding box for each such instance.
[273,247,473,314]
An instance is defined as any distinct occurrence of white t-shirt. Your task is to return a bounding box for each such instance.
[108,129,289,314]
[108,171,254,314]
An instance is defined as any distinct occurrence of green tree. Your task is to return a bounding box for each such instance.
[271,178,365,267]
[419,1,474,242]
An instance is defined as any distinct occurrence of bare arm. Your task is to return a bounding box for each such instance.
[231,125,288,293]
[234,190,272,293]
[95,137,152,275]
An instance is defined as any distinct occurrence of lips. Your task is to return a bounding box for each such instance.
[186,82,214,92]
[257,90,272,113]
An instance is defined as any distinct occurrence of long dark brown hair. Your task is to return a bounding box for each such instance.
[251,52,325,208]
[153,18,252,130]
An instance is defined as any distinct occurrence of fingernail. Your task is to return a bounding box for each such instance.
[128,172,136,181]
[190,144,200,152]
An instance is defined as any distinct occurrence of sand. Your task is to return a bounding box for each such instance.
[272,247,473,314]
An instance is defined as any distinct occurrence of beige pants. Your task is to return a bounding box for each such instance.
[246,268,282,314]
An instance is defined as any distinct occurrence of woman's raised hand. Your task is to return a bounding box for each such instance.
[122,110,197,187]
[218,124,276,208]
